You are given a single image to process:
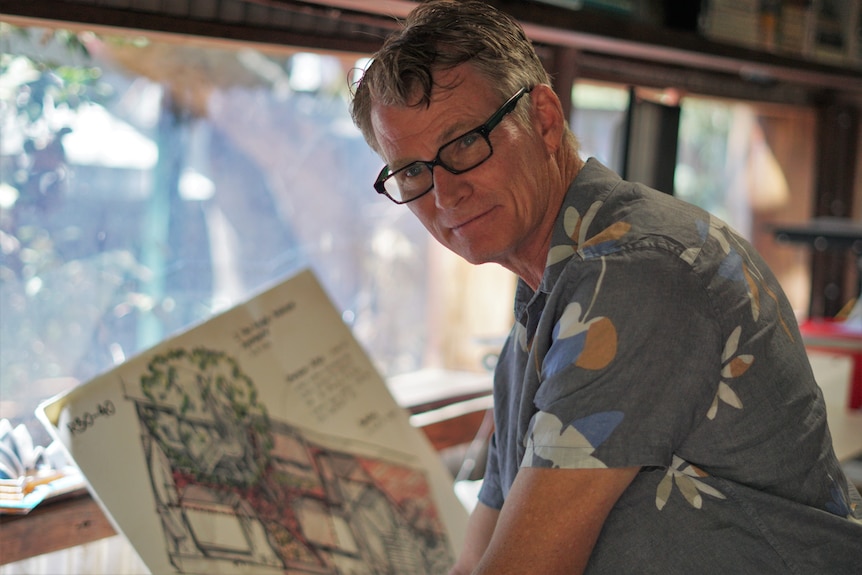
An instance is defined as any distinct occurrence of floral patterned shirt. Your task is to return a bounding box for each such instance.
[478,159,862,573]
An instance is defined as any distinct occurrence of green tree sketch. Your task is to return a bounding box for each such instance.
[139,347,273,487]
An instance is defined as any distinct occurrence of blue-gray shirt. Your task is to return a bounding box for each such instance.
[479,158,862,573]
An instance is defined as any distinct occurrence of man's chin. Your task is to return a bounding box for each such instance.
[447,244,500,267]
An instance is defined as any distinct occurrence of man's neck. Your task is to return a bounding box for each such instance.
[503,151,584,291]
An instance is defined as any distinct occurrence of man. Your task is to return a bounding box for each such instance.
[350,1,862,573]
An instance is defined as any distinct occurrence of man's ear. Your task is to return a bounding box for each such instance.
[531,84,565,155]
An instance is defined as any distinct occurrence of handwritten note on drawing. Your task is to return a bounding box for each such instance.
[286,340,376,422]
[67,400,116,435]
[233,301,297,356]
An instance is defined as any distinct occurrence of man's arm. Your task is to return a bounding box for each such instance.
[448,501,500,575]
[461,465,639,575]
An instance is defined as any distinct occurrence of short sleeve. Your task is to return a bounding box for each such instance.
[477,433,504,510]
[523,248,722,470]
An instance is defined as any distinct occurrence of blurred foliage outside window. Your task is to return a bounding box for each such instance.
[0,23,433,446]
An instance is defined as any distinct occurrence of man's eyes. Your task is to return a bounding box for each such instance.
[453,131,481,149]
[402,163,428,179]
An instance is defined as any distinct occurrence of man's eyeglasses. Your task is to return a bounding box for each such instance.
[374,86,534,205]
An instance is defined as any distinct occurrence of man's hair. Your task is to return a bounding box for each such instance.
[350,0,552,153]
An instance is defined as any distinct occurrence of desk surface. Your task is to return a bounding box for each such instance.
[808,351,862,462]
[0,489,115,565]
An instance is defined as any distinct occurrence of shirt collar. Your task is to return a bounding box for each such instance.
[513,158,622,317]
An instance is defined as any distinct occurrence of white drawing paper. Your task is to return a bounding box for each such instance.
[37,269,468,574]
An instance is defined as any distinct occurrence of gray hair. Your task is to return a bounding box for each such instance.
[350,0,552,153]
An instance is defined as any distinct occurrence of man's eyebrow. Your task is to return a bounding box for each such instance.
[387,112,484,170]
[439,118,479,145]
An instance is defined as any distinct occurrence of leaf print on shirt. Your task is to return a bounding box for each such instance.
[523,411,623,469]
[514,321,529,353]
[679,218,709,265]
[542,302,618,379]
[825,480,854,518]
[656,455,726,510]
[707,326,752,420]
[547,202,630,267]
[683,215,794,340]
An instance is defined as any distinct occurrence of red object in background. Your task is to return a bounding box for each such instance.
[800,319,862,410]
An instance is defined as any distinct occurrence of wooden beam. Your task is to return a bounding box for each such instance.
[0,0,388,54]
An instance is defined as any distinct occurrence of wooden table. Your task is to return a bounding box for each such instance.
[0,489,116,566]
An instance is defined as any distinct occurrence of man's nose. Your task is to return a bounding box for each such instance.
[432,166,468,208]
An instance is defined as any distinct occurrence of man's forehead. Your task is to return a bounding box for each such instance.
[371,68,494,147]
[369,101,439,161]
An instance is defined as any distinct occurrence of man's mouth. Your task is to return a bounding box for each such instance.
[452,207,495,232]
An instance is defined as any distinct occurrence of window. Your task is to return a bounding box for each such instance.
[676,96,816,317]
[4,24,818,457]
[0,23,512,450]
[572,81,815,318]
[570,81,629,173]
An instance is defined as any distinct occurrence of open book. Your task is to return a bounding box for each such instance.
[37,269,467,574]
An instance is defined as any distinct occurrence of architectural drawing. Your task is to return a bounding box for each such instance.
[127,347,452,574]
[38,270,466,574]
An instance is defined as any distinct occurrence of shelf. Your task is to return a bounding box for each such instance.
[486,0,862,95]
[282,0,862,96]
[3,0,862,99]
[774,218,862,255]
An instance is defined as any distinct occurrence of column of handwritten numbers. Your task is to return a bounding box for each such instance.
[317,353,370,421]
[294,374,318,416]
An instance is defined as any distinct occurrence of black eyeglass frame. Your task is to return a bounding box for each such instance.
[373,86,535,204]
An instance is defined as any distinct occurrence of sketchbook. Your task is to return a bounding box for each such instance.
[36,269,467,574]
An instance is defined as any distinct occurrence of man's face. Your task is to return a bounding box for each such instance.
[369,65,560,274]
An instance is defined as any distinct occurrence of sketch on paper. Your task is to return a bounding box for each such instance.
[125,346,453,575]
[37,269,467,574]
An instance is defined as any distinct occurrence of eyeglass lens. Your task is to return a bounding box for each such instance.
[376,86,532,204]
[384,131,492,203]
